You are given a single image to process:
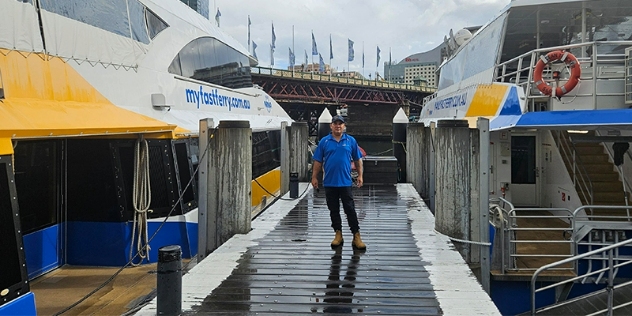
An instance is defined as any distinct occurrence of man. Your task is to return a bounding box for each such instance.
[311,115,366,250]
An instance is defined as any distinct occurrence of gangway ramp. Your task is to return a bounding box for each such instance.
[136,184,499,315]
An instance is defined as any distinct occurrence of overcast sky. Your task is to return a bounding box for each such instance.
[211,0,510,75]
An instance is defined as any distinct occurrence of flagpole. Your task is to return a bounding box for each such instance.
[311,30,314,73]
[292,25,295,77]
[389,47,391,82]
[329,34,332,78]
[362,41,365,80]
[248,15,250,53]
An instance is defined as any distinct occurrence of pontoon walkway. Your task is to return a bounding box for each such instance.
[136,184,499,315]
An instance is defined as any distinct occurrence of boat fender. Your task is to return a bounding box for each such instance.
[533,50,581,98]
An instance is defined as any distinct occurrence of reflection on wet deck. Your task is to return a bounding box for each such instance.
[137,184,499,315]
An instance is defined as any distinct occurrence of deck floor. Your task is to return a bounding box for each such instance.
[137,183,499,315]
[28,184,498,315]
[30,264,158,316]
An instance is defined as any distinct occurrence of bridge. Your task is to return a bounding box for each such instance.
[251,67,435,137]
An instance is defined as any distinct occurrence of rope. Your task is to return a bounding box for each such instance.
[432,229,492,246]
[253,178,311,201]
[130,137,152,266]
[392,140,407,154]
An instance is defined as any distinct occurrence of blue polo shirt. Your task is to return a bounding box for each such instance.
[313,133,363,187]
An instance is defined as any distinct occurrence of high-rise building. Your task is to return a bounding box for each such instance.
[180,0,209,19]
[385,26,480,88]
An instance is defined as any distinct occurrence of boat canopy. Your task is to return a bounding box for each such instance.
[510,109,632,130]
[0,98,176,142]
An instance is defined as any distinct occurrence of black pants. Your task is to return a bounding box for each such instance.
[324,186,360,233]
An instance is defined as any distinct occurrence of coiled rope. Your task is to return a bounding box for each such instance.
[130,137,152,266]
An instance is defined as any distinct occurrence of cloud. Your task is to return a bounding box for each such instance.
[215,0,508,73]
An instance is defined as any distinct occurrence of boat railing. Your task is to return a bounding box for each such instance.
[497,198,575,273]
[494,41,632,112]
[554,130,594,206]
[251,66,437,93]
[531,237,632,315]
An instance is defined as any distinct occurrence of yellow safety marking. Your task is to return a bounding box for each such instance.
[251,169,281,207]
[465,84,508,117]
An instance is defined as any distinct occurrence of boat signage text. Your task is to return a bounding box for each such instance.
[434,92,468,111]
[185,86,251,110]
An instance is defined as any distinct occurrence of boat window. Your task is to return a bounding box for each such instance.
[438,12,507,90]
[146,8,168,39]
[501,1,632,63]
[0,160,23,293]
[114,140,182,219]
[66,140,121,222]
[169,37,253,89]
[252,130,281,179]
[128,0,150,44]
[40,0,131,38]
[173,141,197,212]
[13,141,60,234]
[39,0,168,44]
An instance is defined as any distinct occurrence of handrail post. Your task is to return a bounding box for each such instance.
[607,249,614,316]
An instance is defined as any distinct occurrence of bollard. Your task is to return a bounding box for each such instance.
[289,172,299,198]
[157,245,182,316]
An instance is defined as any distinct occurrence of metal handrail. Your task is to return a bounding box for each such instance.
[497,198,574,273]
[251,66,437,93]
[494,41,632,111]
[531,238,632,315]
[555,130,594,205]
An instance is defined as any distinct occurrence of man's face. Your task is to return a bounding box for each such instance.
[331,121,344,136]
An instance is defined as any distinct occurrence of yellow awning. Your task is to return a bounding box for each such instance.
[0,98,176,139]
[0,138,12,155]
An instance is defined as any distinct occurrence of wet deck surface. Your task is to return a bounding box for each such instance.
[138,183,499,315]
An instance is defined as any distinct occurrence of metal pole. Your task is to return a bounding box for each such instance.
[157,245,182,316]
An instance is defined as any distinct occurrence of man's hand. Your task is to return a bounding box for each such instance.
[356,175,363,188]
[311,178,319,190]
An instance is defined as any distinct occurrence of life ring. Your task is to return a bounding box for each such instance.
[533,50,581,97]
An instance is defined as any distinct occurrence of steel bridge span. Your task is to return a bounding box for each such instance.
[251,67,435,136]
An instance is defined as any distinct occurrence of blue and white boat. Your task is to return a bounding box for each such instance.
[0,0,291,314]
[419,0,632,314]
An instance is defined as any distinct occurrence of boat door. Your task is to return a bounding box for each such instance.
[510,134,539,206]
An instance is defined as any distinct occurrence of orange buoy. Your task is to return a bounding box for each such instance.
[533,50,581,97]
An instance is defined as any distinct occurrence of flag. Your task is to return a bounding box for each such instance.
[389,48,392,65]
[319,53,324,73]
[348,39,354,62]
[252,41,258,59]
[270,44,274,66]
[215,8,221,27]
[271,23,276,49]
[247,16,251,47]
[289,48,295,67]
[362,51,365,68]
[376,46,381,67]
[329,35,333,60]
[304,50,308,71]
[311,32,318,55]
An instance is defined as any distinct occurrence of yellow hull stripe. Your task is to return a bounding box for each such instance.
[251,168,281,207]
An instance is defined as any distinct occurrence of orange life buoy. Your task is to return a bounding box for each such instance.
[533,50,581,97]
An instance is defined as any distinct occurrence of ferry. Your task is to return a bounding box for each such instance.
[419,0,632,314]
[0,0,291,313]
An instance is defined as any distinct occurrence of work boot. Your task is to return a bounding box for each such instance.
[331,230,343,248]
[352,232,366,250]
